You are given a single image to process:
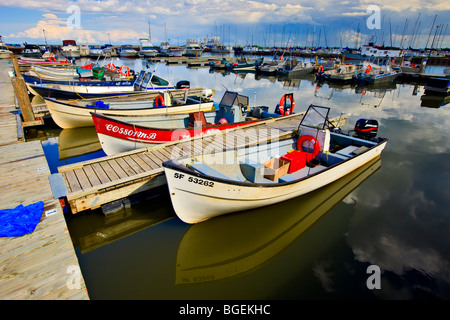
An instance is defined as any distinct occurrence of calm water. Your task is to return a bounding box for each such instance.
[38,55,450,300]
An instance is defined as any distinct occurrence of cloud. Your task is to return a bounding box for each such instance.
[7,12,144,44]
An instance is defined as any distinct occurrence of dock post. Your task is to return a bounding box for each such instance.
[9,53,41,125]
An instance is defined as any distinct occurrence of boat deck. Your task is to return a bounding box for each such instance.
[57,113,348,214]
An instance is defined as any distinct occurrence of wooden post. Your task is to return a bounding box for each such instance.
[9,53,36,123]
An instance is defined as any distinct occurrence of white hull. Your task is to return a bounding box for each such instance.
[97,132,158,155]
[119,53,138,57]
[140,50,157,57]
[0,50,12,59]
[164,136,387,223]
[45,98,215,129]
[62,50,81,58]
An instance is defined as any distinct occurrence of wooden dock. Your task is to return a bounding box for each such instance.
[57,113,348,214]
[0,142,89,300]
[0,59,89,300]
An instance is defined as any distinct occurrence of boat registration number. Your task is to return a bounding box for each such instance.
[173,173,214,187]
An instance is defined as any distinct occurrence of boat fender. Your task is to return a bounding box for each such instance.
[297,135,320,161]
[119,65,130,77]
[154,94,165,107]
[278,93,295,116]
[106,63,116,71]
[365,65,372,73]
[217,118,228,125]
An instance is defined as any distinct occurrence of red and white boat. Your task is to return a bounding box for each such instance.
[92,91,296,155]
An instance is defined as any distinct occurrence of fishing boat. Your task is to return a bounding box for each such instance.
[91,91,296,155]
[316,63,363,83]
[232,57,263,72]
[356,62,401,84]
[257,58,287,74]
[43,87,215,129]
[163,104,387,223]
[27,69,174,99]
[282,61,315,77]
[61,40,81,58]
[175,156,381,284]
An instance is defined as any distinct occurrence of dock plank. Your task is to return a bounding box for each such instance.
[91,163,111,184]
[82,165,102,187]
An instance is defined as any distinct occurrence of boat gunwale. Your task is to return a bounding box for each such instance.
[162,136,388,188]
[91,111,267,133]
[44,96,213,112]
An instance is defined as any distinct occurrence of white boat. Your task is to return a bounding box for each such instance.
[183,39,203,57]
[88,46,104,58]
[163,105,387,223]
[118,45,138,57]
[139,38,158,57]
[61,40,81,58]
[28,64,79,80]
[0,37,13,59]
[21,44,42,59]
[343,42,403,61]
[168,46,184,57]
[356,62,401,84]
[159,41,170,55]
[43,87,215,129]
[175,156,381,284]
[283,61,315,76]
[317,63,364,83]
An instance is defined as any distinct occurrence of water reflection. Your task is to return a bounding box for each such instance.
[176,157,381,285]
[67,192,175,253]
[43,57,450,299]
[58,126,101,160]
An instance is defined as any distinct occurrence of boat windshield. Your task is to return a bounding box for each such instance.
[299,105,330,130]
[219,91,249,108]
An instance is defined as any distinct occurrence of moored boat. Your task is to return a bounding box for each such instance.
[356,62,401,84]
[317,63,364,83]
[91,91,296,155]
[27,69,173,99]
[61,40,81,58]
[163,105,387,223]
[43,87,215,129]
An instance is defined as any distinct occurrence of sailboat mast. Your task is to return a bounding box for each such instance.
[425,14,437,49]
[148,20,151,43]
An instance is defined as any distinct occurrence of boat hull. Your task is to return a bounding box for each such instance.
[163,138,387,223]
[44,98,215,129]
[92,112,262,155]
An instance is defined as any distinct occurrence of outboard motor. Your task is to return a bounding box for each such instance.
[354,119,378,139]
[176,80,190,89]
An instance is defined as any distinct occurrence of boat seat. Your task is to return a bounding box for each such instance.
[188,111,212,127]
[190,162,230,180]
[278,165,326,183]
[335,145,359,157]
[239,160,265,183]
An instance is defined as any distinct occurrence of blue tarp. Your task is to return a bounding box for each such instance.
[0,201,44,237]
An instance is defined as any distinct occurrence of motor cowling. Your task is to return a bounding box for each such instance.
[354,119,378,139]
[176,80,190,89]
